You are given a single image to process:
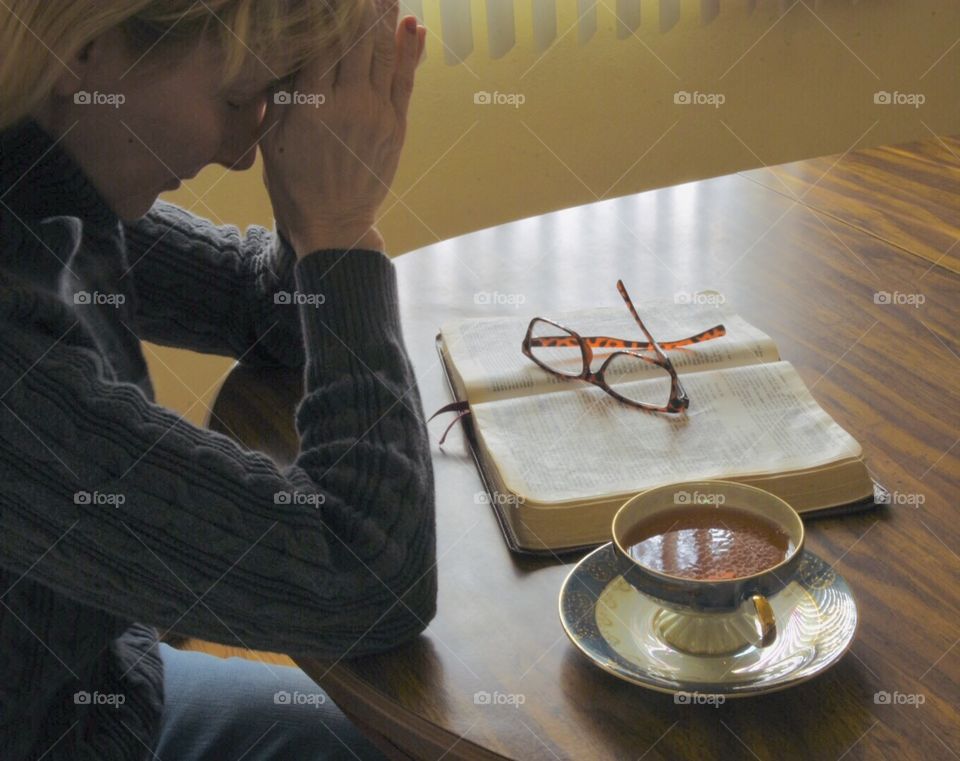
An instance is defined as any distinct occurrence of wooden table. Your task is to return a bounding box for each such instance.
[208,139,960,760]
[740,134,960,274]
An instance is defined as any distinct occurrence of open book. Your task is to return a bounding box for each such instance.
[435,294,884,554]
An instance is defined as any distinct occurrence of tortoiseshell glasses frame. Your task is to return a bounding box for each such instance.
[521,280,726,413]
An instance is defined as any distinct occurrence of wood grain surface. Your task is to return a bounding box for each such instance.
[208,164,959,760]
[740,134,960,274]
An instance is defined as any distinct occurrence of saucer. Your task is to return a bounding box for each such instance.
[558,543,857,697]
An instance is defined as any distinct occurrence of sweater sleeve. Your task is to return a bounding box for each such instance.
[0,249,437,659]
[120,200,305,368]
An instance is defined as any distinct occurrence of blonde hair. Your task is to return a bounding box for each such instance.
[0,0,368,130]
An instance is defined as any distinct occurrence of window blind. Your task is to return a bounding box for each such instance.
[400,1,807,64]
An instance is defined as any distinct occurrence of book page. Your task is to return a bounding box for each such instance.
[440,294,779,404]
[471,361,862,505]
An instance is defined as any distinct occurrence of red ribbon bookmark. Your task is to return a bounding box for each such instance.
[427,400,471,446]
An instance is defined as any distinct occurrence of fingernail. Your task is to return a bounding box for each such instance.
[405,16,417,34]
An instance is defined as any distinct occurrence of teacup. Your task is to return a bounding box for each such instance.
[611,480,805,656]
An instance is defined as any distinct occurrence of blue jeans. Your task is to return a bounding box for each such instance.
[155,643,388,761]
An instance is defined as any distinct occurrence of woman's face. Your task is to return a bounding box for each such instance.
[32,26,278,221]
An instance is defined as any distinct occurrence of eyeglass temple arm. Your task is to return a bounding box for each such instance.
[616,280,672,353]
[527,325,726,351]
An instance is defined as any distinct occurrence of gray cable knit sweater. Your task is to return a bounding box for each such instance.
[0,117,437,760]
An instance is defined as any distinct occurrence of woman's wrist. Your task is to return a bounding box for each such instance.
[290,224,385,259]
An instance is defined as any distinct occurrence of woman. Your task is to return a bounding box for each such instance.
[0,0,431,758]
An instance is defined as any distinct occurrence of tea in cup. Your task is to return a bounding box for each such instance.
[611,481,805,656]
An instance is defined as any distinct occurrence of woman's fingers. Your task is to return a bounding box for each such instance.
[392,20,422,121]
[257,0,425,250]
[292,44,338,105]
[370,0,399,92]
[336,0,378,88]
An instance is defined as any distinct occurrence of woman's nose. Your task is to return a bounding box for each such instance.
[224,144,258,172]
[217,100,267,171]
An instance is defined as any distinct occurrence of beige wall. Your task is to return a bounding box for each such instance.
[147,0,960,427]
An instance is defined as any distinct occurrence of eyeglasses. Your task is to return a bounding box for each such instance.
[521,280,726,413]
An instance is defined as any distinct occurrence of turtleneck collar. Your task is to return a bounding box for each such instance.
[0,117,120,230]
[0,117,156,402]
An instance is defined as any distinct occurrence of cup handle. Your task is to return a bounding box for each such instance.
[751,594,777,647]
